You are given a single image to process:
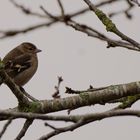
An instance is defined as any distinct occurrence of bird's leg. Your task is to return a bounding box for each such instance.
[20,86,39,102]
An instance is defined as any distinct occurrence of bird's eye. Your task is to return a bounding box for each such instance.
[28,47,34,50]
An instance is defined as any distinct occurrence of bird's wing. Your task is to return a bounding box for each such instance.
[4,54,32,77]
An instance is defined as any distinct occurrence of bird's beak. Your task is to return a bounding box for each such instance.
[35,49,42,53]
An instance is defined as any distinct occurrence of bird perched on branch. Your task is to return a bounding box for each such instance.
[2,42,41,86]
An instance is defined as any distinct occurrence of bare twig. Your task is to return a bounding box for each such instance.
[10,0,47,18]
[0,22,57,39]
[52,76,63,98]
[39,119,84,140]
[129,0,140,6]
[65,86,108,94]
[109,0,134,18]
[0,110,76,122]
[83,0,140,50]
[112,94,140,110]
[45,122,59,130]
[39,109,140,139]
[20,87,39,101]
[57,0,65,16]
[0,118,13,139]
[40,4,140,52]
[15,119,34,140]
[0,0,136,42]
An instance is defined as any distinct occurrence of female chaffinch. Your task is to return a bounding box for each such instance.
[2,42,41,86]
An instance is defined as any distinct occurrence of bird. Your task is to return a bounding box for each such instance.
[2,42,41,86]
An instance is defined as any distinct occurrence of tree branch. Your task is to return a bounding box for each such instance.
[38,109,140,139]
[15,119,34,140]
[0,62,29,105]
[83,0,140,49]
[0,118,13,139]
[0,81,140,118]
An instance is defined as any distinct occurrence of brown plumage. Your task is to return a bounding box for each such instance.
[3,42,41,86]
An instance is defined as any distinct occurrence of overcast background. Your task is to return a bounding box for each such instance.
[0,0,140,140]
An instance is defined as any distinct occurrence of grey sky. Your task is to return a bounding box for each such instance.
[0,0,140,140]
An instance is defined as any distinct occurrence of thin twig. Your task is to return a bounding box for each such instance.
[129,0,140,6]
[15,119,34,140]
[0,118,13,139]
[20,87,39,101]
[57,0,65,16]
[52,76,63,98]
[10,0,47,18]
[39,108,140,139]
[39,119,84,140]
[83,0,140,50]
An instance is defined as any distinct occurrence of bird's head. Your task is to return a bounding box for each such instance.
[20,42,42,54]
